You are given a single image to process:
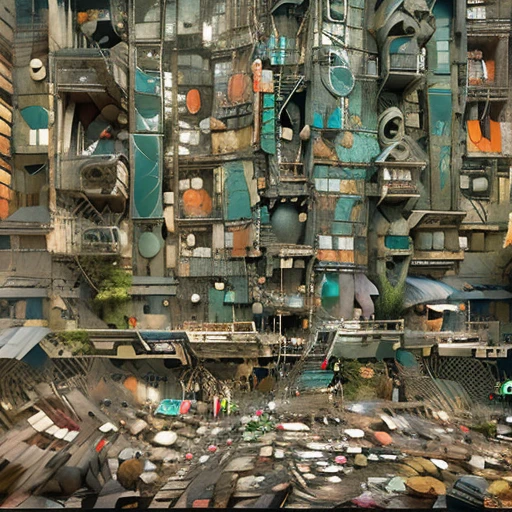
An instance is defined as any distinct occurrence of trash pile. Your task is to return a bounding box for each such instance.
[2,374,512,509]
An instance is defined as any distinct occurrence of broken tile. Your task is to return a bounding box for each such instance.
[224,457,255,472]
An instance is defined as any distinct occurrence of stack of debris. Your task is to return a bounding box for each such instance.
[2,374,512,509]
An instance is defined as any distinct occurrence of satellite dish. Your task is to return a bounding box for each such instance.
[191,294,201,304]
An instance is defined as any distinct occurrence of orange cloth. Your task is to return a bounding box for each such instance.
[467,120,482,144]
[467,120,501,153]
[490,120,502,153]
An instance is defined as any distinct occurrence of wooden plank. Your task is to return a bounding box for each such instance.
[0,75,12,95]
[0,100,12,124]
[250,483,292,508]
[161,479,191,491]
[212,472,238,508]
[173,463,223,508]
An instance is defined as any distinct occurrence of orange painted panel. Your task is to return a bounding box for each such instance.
[232,228,250,258]
[228,74,251,104]
[182,188,212,217]
[0,183,11,200]
[186,89,201,114]
[317,249,354,263]
[0,199,8,219]
[486,60,495,82]
[0,135,10,158]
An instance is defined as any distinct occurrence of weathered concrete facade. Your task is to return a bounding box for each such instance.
[1,0,512,361]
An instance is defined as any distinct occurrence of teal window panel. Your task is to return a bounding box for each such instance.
[0,236,10,250]
[209,288,233,322]
[135,93,161,132]
[26,298,43,319]
[334,195,360,221]
[260,206,270,224]
[389,36,412,54]
[331,221,353,235]
[428,88,452,136]
[131,134,163,219]
[385,235,410,250]
[327,107,342,129]
[313,111,324,129]
[261,93,276,155]
[135,68,160,94]
[20,106,48,129]
[224,162,252,221]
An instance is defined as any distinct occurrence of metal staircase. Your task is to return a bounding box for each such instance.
[279,327,336,397]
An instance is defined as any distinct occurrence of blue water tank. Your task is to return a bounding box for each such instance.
[271,204,303,244]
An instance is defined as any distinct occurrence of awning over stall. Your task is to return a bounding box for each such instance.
[404,277,458,308]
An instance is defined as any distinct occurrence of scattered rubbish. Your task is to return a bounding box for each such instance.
[296,451,325,459]
[344,429,364,438]
[469,455,486,470]
[431,459,448,470]
[153,431,178,446]
[155,400,182,416]
[276,423,310,432]
[335,455,347,464]
[386,476,407,493]
[406,476,446,498]
[374,431,393,446]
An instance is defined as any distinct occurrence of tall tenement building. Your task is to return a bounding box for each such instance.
[1,0,512,398]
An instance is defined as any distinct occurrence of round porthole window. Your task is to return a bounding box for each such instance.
[320,48,354,97]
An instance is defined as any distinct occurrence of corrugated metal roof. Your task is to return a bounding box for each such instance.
[0,326,51,360]
[404,277,458,308]
[6,206,50,224]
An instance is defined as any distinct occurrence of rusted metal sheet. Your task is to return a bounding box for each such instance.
[232,227,251,258]
[212,126,252,154]
[317,249,355,263]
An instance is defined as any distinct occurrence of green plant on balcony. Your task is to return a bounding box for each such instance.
[76,256,132,328]
[56,330,96,355]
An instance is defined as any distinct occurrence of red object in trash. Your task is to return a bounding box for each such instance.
[460,425,470,433]
[95,439,107,452]
[321,358,328,370]
[180,400,191,415]
[213,396,221,417]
